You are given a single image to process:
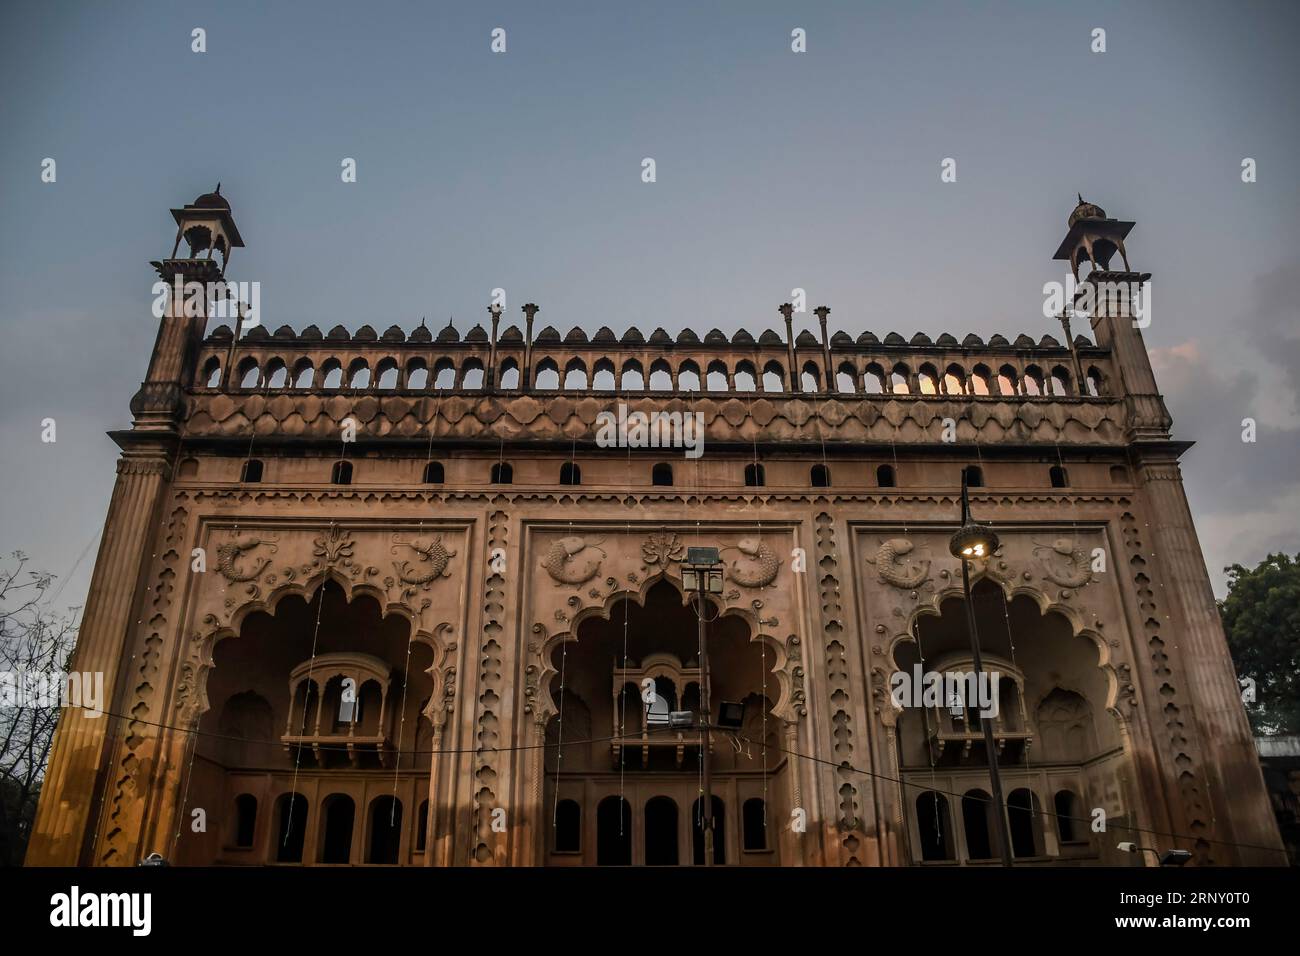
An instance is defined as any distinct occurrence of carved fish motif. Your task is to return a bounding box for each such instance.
[868,538,930,589]
[217,537,271,582]
[394,537,457,586]
[541,535,606,586]
[726,537,782,589]
[1035,538,1092,588]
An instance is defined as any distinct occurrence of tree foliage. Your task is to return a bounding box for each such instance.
[1219,552,1300,735]
[0,552,80,866]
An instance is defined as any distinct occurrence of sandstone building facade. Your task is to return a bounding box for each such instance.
[26,189,1285,867]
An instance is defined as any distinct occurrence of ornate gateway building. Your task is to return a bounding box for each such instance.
[27,190,1284,867]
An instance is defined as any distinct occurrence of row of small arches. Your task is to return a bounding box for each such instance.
[238,459,1073,489]
[237,792,430,864]
[915,787,1089,862]
[557,794,771,864]
[205,354,1106,398]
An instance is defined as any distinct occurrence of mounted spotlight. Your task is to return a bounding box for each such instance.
[138,852,170,867]
[717,700,746,729]
[1117,842,1193,866]
[669,711,695,729]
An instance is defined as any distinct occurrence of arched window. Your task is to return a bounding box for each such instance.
[943,365,965,395]
[621,360,644,391]
[692,795,726,865]
[876,464,896,488]
[1022,365,1044,396]
[800,362,820,393]
[178,457,199,478]
[915,791,954,861]
[677,361,701,392]
[320,794,355,864]
[331,461,353,485]
[652,462,673,486]
[1049,365,1071,396]
[551,799,580,854]
[498,360,520,390]
[744,463,765,487]
[274,793,308,863]
[706,361,729,392]
[375,359,399,390]
[559,461,581,486]
[348,360,371,389]
[863,364,886,395]
[734,362,757,392]
[1007,788,1045,858]
[367,796,402,864]
[648,360,673,391]
[461,360,485,390]
[1049,465,1069,488]
[491,462,513,484]
[970,364,991,396]
[255,359,280,390]
[645,796,679,866]
[996,365,1017,396]
[202,357,222,388]
[962,789,995,860]
[1054,789,1085,844]
[1085,366,1103,397]
[1109,464,1128,485]
[405,360,428,390]
[596,796,632,866]
[918,364,939,395]
[836,363,857,394]
[963,465,983,488]
[811,463,831,487]
[423,461,444,484]
[293,359,315,389]
[563,359,588,390]
[890,363,910,395]
[534,358,560,390]
[433,358,456,390]
[237,358,260,389]
[321,360,343,390]
[743,797,768,851]
[234,794,257,848]
[762,361,784,393]
[241,459,264,483]
[416,799,429,853]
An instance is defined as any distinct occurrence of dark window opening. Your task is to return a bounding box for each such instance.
[367,796,402,865]
[644,796,679,866]
[876,464,896,488]
[652,462,673,486]
[692,795,726,865]
[331,460,353,485]
[491,462,513,484]
[743,798,768,850]
[423,461,444,484]
[744,463,765,487]
[559,461,581,486]
[962,790,993,860]
[596,797,632,866]
[811,464,831,488]
[1049,465,1069,488]
[241,459,263,483]
[416,800,429,852]
[916,791,954,861]
[234,794,257,848]
[274,793,307,863]
[320,795,355,864]
[963,465,983,488]
[554,799,581,853]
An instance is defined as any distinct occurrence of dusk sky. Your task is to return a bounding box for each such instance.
[1,0,1297,611]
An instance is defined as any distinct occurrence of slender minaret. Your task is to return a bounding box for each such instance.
[26,187,243,866]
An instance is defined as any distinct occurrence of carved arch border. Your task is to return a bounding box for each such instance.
[525,569,801,730]
[174,566,460,735]
[882,570,1134,734]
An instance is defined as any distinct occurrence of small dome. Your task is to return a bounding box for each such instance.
[1069,193,1106,227]
[193,184,230,210]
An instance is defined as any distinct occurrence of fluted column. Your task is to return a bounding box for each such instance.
[1137,458,1286,863]
[25,453,170,865]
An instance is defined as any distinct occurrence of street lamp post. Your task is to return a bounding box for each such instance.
[683,546,724,867]
[949,471,1014,867]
